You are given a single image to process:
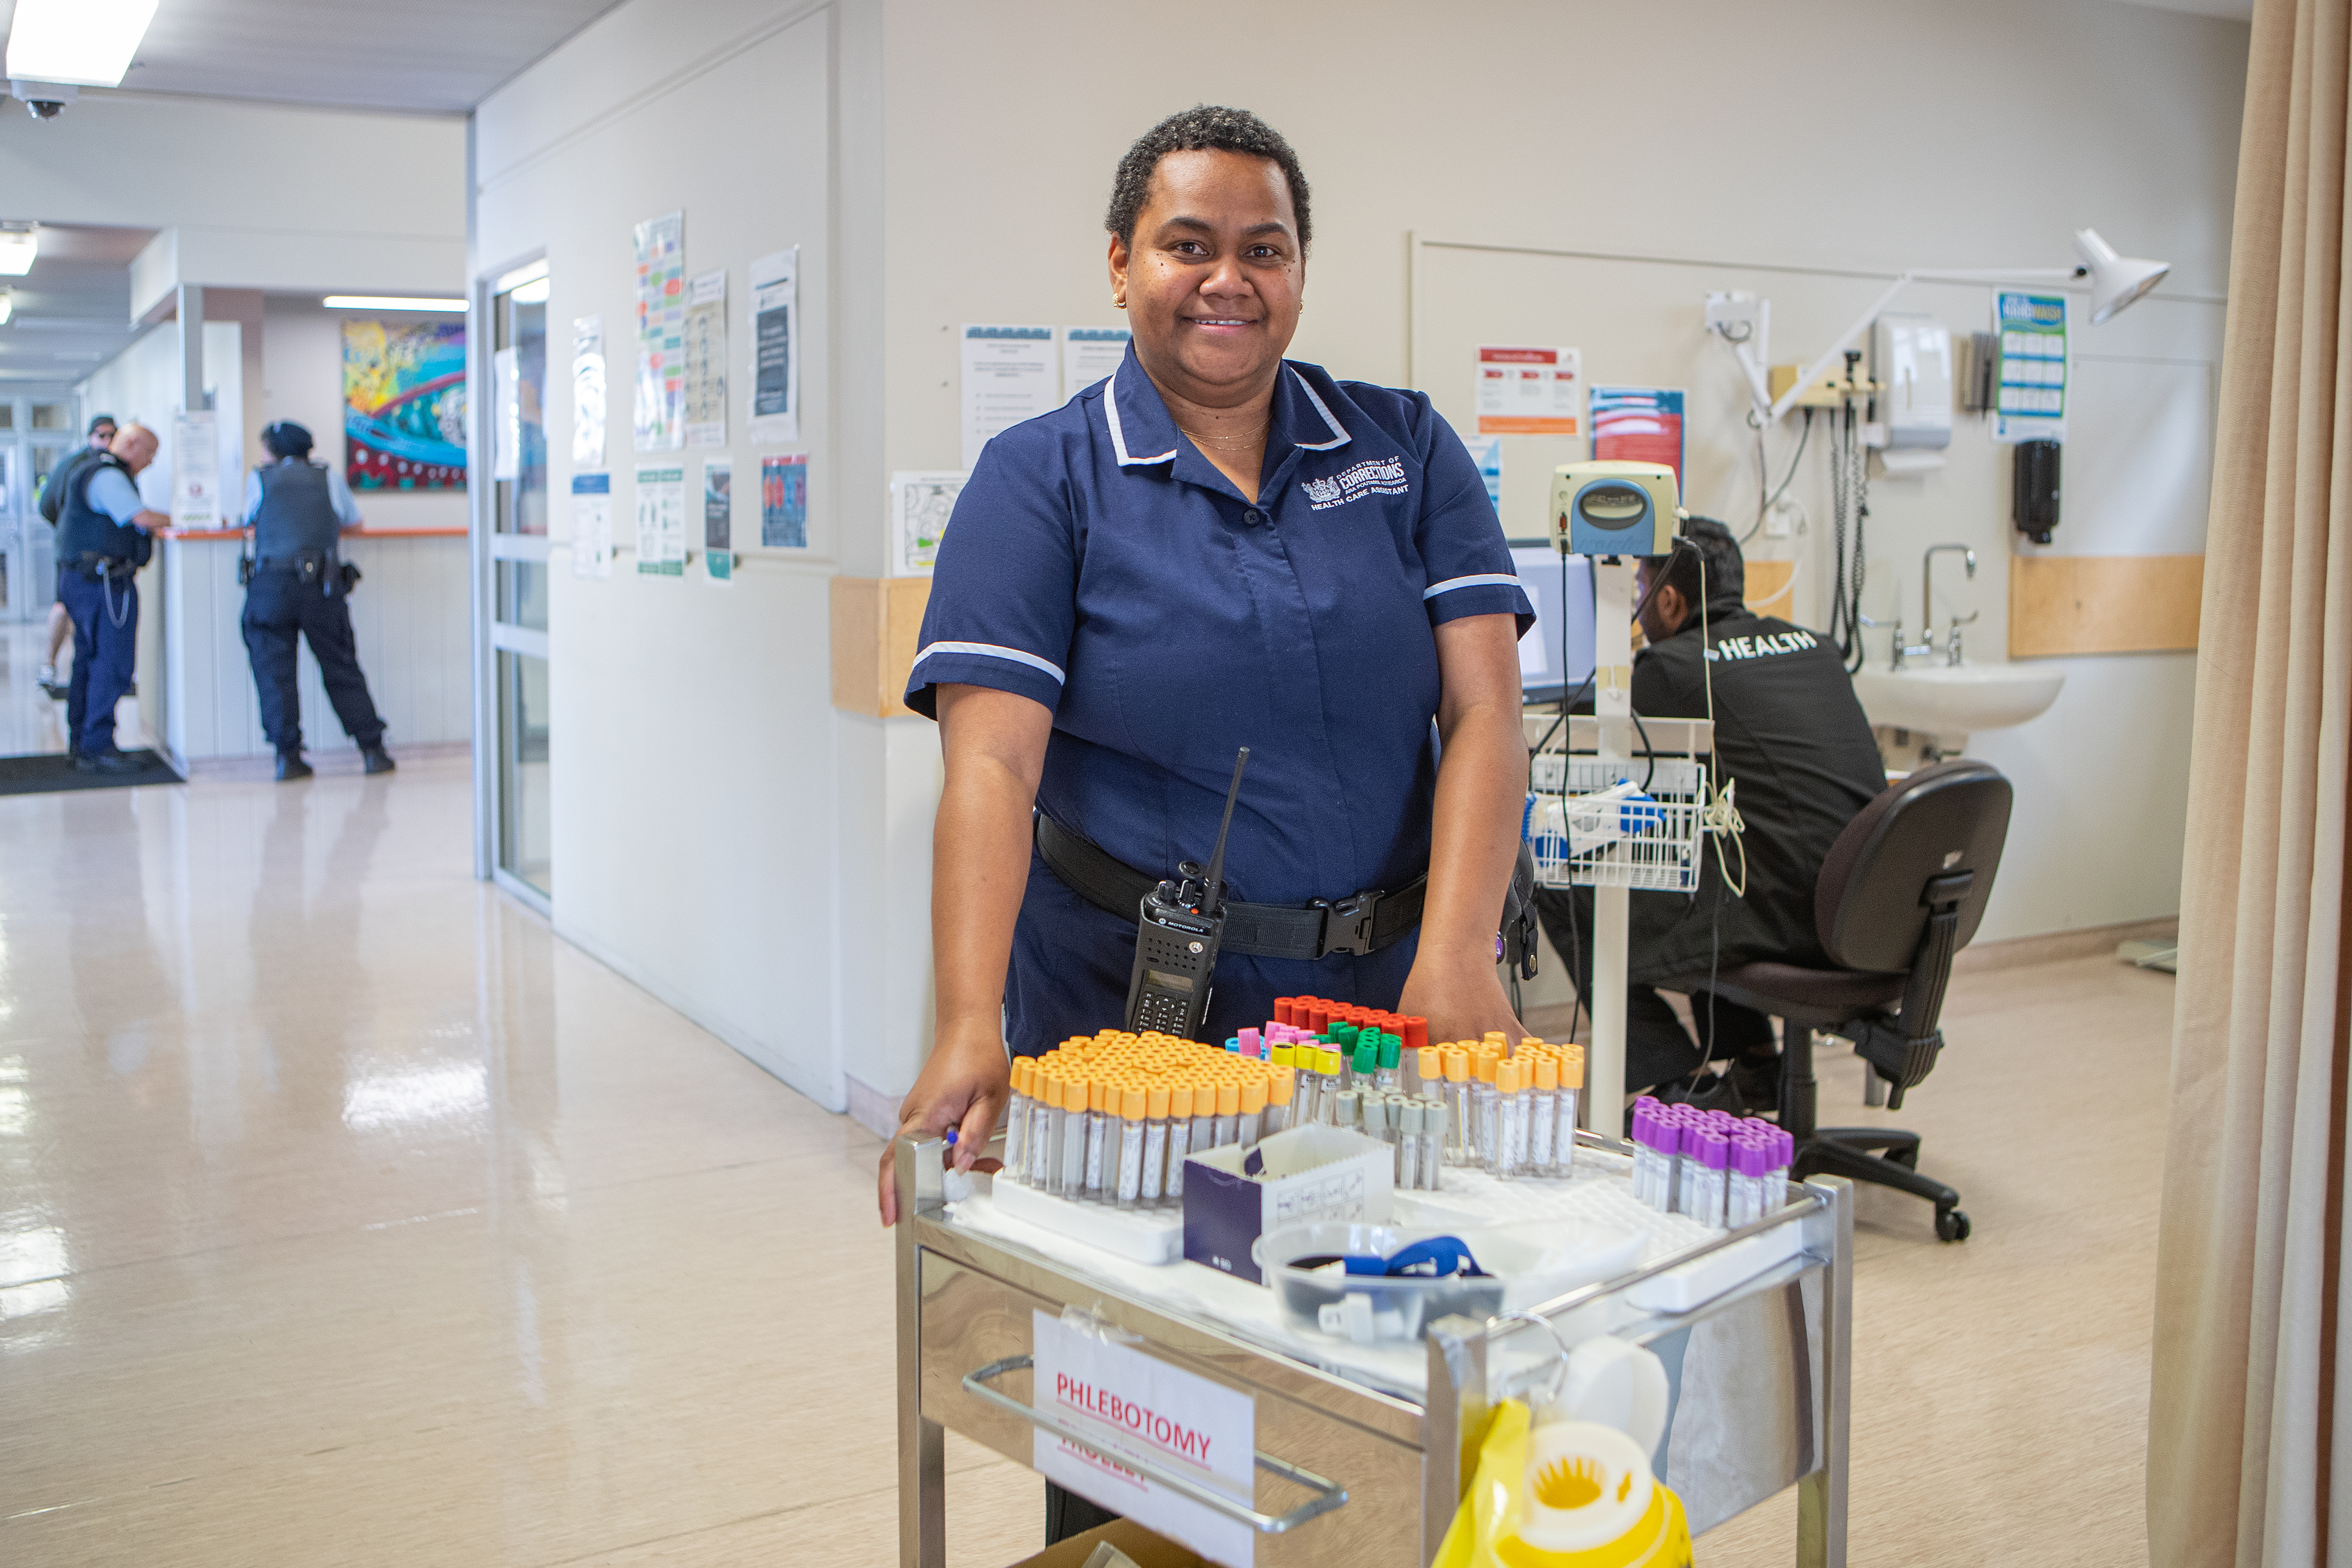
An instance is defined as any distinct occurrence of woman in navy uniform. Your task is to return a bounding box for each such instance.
[878,107,1534,1241]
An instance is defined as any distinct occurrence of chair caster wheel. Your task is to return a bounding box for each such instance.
[1936,1208,1971,1243]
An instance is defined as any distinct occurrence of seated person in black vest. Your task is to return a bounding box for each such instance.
[240,421,394,782]
[55,422,167,773]
[1533,517,1888,1110]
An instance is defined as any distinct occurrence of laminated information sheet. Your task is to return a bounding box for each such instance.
[702,456,732,581]
[683,269,727,449]
[748,247,799,445]
[570,472,612,579]
[632,211,685,451]
[634,464,686,576]
[1476,345,1581,435]
[572,315,607,468]
[1030,1309,1255,1568]
[960,323,1055,469]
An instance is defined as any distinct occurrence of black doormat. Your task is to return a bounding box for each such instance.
[0,750,184,796]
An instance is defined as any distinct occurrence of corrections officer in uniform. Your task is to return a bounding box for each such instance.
[240,421,394,782]
[55,422,167,772]
[1533,517,1889,1107]
[38,413,119,696]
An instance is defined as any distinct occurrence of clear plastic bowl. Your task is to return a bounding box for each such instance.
[1254,1222,1507,1345]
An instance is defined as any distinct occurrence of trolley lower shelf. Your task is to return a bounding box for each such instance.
[894,1133,1851,1568]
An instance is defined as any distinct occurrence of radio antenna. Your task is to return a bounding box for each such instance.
[1200,747,1250,916]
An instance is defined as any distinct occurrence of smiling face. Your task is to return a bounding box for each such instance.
[1109,148,1304,409]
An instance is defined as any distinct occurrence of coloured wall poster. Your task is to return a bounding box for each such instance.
[1589,385,1686,485]
[760,454,808,549]
[342,319,467,491]
[1062,326,1130,395]
[635,464,687,575]
[683,268,727,448]
[633,210,686,451]
[571,471,613,579]
[492,347,522,481]
[1464,434,1503,513]
[1993,291,2068,443]
[703,456,733,581]
[1475,346,1581,435]
[170,409,220,528]
[748,247,799,445]
[891,470,966,575]
[572,315,607,467]
[960,324,1055,469]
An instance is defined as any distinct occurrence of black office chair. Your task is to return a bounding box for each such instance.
[1665,758,2012,1242]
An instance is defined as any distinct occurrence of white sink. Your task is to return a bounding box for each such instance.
[1850,662,2065,736]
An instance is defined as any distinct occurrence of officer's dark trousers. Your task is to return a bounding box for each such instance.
[241,569,385,755]
[59,567,138,755]
[1532,886,1777,1091]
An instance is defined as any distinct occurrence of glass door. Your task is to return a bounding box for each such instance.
[483,261,551,901]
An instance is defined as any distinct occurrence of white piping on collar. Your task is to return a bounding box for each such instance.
[1289,368,1351,450]
[1103,365,1178,467]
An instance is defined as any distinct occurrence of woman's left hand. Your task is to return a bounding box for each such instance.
[1399,953,1527,1047]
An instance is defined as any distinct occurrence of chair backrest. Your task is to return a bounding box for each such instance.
[1814,758,2013,973]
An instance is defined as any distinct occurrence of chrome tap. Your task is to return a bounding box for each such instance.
[1859,614,1933,671]
[1924,545,1977,667]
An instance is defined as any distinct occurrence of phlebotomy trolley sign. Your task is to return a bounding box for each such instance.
[1030,1309,1258,1566]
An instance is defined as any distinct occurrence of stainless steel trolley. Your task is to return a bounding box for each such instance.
[894,1134,1851,1567]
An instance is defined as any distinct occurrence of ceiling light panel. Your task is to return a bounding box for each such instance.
[0,230,35,276]
[322,295,467,312]
[6,0,160,88]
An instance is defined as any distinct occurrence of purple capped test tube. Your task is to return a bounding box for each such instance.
[1727,1136,1768,1227]
[1693,1129,1731,1228]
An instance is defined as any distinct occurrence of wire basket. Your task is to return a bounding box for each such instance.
[1525,755,1707,892]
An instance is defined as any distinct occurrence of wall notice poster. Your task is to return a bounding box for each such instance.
[1464,434,1503,513]
[492,347,522,482]
[891,470,966,575]
[342,319,467,490]
[1589,385,1686,486]
[748,247,799,445]
[1062,326,1130,395]
[961,324,1055,469]
[170,409,220,528]
[635,464,686,576]
[1029,1309,1256,1568]
[1993,291,2068,443]
[683,269,727,448]
[572,315,607,467]
[1475,346,1581,435]
[760,453,808,548]
[703,456,733,582]
[571,471,612,579]
[633,210,686,451]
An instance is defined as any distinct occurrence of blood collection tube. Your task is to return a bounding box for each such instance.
[1375,1034,1402,1093]
[1191,1083,1216,1156]
[1421,1099,1447,1191]
[1273,997,1296,1028]
[1472,1064,1500,1175]
[1238,1077,1266,1148]
[1210,1080,1238,1147]
[1444,1049,1472,1163]
[1082,1078,1111,1203]
[1676,1120,1705,1217]
[1115,1087,1148,1210]
[1264,1065,1294,1135]
[1057,1075,1087,1197]
[1529,1056,1558,1179]
[1352,1038,1377,1095]
[1693,1129,1730,1228]
[1139,1086,1171,1207]
[1558,1047,1584,1155]
[1725,1135,1763,1227]
[1002,1059,1031,1184]
[1493,1061,1521,1177]
[1163,1084,1192,1204]
[1319,1049,1344,1123]
[1306,999,1331,1034]
[1334,1088,1359,1132]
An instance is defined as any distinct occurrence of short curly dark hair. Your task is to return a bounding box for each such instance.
[1105,106,1312,254]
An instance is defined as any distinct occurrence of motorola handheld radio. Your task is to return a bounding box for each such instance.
[1124,747,1250,1041]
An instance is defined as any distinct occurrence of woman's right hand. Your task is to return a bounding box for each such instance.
[876,1021,1012,1226]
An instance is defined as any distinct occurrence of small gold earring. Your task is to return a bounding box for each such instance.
[1114,298,1126,309]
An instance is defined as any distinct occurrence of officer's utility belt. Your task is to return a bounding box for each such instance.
[1035,812,1424,961]
[68,552,139,582]
[242,548,359,592]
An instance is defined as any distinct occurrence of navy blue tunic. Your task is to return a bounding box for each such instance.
[907,345,1533,1053]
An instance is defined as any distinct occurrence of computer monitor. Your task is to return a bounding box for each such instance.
[1510,543,1595,705]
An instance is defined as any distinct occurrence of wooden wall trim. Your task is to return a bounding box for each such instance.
[2009,554,2203,658]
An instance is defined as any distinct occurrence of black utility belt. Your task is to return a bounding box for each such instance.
[68,553,138,581]
[252,551,340,573]
[1034,812,1424,962]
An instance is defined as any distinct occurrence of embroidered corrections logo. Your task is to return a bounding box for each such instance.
[1302,454,1409,510]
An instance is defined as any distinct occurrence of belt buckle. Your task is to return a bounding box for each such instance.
[1314,890,1382,958]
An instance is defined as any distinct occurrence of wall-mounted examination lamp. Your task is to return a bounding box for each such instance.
[1720,229,2170,425]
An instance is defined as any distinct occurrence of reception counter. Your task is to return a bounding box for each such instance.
[137,526,471,768]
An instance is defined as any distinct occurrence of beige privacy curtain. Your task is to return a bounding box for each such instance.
[2149,0,2352,1560]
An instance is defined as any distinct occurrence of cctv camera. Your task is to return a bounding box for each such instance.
[8,80,78,119]
[24,99,63,120]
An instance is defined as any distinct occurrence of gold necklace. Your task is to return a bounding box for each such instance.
[1177,417,1269,451]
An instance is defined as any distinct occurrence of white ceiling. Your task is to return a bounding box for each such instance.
[0,225,155,384]
[0,0,627,115]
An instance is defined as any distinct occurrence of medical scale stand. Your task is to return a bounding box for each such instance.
[1586,555,1636,1128]
[893,1132,1850,1568]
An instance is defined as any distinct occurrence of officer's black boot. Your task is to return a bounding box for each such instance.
[276,751,313,782]
[362,746,395,775]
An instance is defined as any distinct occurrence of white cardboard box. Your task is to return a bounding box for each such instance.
[1181,1124,1395,1284]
